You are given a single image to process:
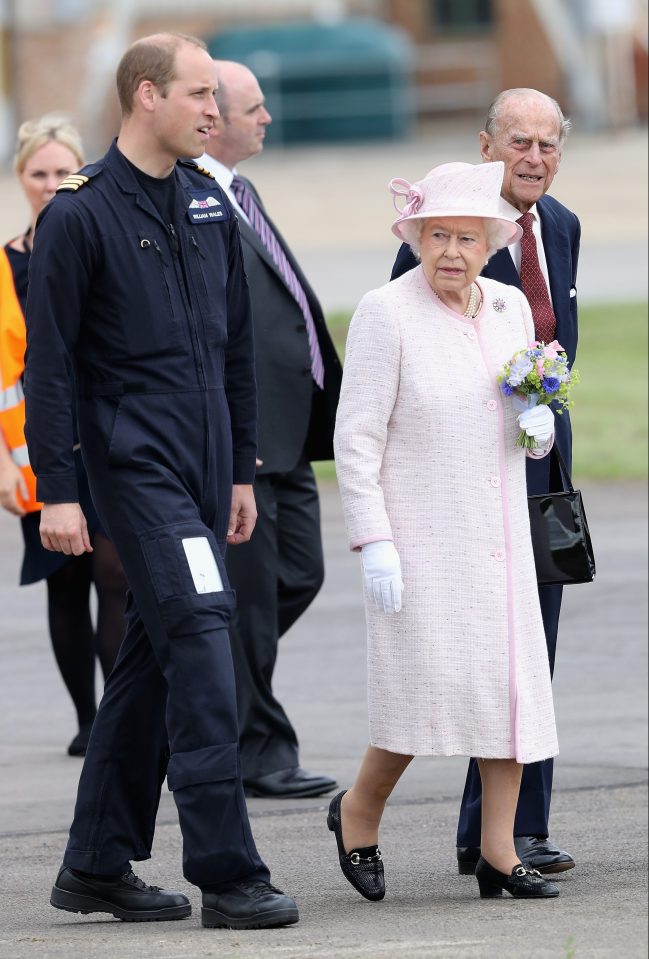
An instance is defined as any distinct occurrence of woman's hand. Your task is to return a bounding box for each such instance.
[361,540,403,614]
[518,404,555,445]
[0,459,28,516]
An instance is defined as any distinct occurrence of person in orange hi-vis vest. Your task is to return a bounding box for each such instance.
[0,114,127,757]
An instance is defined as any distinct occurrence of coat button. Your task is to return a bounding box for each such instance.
[302,367,312,375]
[464,328,477,340]
[487,399,497,411]
[490,476,501,488]
[493,549,505,562]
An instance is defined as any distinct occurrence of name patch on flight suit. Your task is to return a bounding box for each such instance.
[187,191,230,224]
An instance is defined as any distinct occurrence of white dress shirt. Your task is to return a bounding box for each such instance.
[502,199,552,300]
[195,153,250,224]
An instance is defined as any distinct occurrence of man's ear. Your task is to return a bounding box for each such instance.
[479,131,492,162]
[136,80,157,113]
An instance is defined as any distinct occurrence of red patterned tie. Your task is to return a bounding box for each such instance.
[231,175,325,388]
[517,212,557,343]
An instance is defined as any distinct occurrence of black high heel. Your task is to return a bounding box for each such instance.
[327,790,385,901]
[475,857,560,899]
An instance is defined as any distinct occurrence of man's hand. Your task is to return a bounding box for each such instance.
[0,460,28,516]
[40,502,93,555]
[227,484,257,545]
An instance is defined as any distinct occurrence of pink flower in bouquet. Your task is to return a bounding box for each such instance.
[542,340,564,359]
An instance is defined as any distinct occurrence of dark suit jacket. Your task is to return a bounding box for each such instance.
[235,177,342,474]
[391,194,581,495]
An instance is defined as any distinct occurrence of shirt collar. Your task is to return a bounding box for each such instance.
[501,198,539,224]
[196,153,235,190]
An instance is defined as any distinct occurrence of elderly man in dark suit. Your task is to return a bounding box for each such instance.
[198,60,342,798]
[392,88,580,874]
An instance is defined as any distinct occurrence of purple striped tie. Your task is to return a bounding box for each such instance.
[231,175,325,388]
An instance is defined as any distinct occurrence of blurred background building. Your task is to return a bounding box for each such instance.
[0,0,647,161]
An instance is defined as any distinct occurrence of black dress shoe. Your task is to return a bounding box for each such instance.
[327,790,385,901]
[50,866,191,921]
[457,836,575,875]
[475,857,560,898]
[244,766,337,798]
[201,879,299,929]
[515,835,575,873]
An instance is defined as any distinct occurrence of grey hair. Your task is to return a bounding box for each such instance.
[406,217,504,262]
[485,88,572,143]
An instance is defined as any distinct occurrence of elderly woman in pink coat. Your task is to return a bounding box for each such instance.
[330,161,560,902]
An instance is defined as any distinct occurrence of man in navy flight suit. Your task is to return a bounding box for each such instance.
[24,32,298,929]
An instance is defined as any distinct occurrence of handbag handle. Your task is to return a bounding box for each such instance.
[550,443,575,493]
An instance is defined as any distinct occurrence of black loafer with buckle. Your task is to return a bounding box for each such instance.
[327,790,385,901]
[458,836,575,876]
[475,857,560,899]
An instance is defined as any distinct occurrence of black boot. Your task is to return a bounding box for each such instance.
[50,866,191,920]
[201,879,299,929]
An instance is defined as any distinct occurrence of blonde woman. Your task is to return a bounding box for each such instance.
[0,115,127,756]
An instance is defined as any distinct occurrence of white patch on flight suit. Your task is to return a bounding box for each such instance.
[182,537,224,593]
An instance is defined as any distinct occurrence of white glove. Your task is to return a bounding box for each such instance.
[361,540,403,614]
[518,404,555,444]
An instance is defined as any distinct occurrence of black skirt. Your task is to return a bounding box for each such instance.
[19,451,102,585]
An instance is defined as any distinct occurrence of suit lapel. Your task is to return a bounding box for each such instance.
[237,214,280,277]
[482,248,521,288]
[537,198,571,338]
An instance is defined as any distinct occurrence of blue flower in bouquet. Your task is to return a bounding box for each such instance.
[496,340,580,450]
[542,376,561,394]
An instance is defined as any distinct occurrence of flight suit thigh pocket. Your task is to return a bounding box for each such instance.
[166,742,238,791]
[140,523,233,607]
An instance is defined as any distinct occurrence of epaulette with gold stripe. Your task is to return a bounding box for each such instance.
[179,160,216,180]
[56,174,91,193]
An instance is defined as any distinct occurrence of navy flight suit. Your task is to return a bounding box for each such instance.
[24,141,270,890]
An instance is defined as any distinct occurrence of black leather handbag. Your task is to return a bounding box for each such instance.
[527,446,596,586]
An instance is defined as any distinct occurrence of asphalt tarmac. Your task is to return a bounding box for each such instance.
[0,120,646,957]
[0,480,646,958]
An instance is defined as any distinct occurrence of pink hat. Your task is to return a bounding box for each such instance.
[390,161,522,250]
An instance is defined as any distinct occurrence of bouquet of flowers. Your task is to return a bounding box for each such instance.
[497,340,579,449]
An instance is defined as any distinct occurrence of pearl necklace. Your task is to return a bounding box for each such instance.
[431,282,480,318]
[463,283,480,318]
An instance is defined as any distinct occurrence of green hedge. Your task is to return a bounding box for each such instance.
[315,301,648,481]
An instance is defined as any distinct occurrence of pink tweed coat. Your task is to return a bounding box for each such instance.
[334,266,558,763]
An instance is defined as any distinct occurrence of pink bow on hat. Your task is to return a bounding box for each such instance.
[389,178,424,217]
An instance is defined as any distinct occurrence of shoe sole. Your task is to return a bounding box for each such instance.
[532,860,575,875]
[50,886,191,922]
[201,905,299,929]
[459,860,575,876]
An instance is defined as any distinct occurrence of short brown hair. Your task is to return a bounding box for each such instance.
[116,32,207,116]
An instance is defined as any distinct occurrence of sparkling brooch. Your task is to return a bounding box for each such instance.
[492,297,506,312]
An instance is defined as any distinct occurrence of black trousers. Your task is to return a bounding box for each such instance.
[65,392,269,889]
[225,457,324,779]
[456,583,563,846]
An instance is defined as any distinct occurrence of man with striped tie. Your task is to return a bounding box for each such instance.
[198,60,342,799]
